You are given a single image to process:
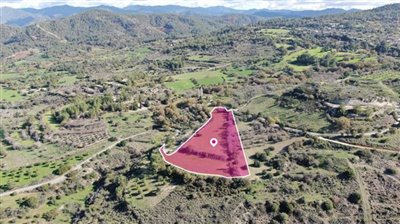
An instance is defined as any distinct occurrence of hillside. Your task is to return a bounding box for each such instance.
[0,10,263,55]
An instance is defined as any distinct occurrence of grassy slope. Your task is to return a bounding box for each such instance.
[165,70,226,91]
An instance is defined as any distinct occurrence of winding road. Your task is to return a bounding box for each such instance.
[0,131,150,197]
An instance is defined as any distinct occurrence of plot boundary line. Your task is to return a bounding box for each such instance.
[159,106,250,178]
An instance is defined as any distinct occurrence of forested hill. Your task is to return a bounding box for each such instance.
[0,10,263,55]
[36,10,263,39]
[1,4,358,26]
[2,4,399,58]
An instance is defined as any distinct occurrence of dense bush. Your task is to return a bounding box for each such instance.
[279,200,294,214]
[384,167,397,175]
[321,200,334,211]
[265,201,279,213]
[53,164,71,175]
[348,192,362,204]
[18,197,39,208]
[42,209,58,221]
[294,53,317,66]
[338,169,355,180]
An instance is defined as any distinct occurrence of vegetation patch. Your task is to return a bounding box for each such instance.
[0,73,23,81]
[187,55,215,62]
[165,70,226,91]
[0,153,90,190]
[58,75,77,86]
[0,87,23,102]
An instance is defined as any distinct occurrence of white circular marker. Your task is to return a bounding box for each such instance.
[210,138,218,147]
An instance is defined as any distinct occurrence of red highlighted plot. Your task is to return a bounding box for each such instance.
[159,107,250,178]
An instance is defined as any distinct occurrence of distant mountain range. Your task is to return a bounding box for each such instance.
[0,10,265,55]
[0,4,360,26]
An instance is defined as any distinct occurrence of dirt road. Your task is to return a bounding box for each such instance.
[283,127,398,153]
[347,159,373,223]
[317,136,398,154]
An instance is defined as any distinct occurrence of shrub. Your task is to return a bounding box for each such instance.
[384,167,397,175]
[274,213,289,223]
[253,152,268,162]
[265,201,279,213]
[265,146,275,152]
[335,117,351,130]
[348,192,361,204]
[19,196,39,208]
[42,209,58,221]
[338,169,355,180]
[279,200,294,214]
[53,164,71,175]
[262,173,273,179]
[294,53,317,66]
[47,197,56,205]
[321,200,334,211]
[108,136,118,141]
[253,160,261,167]
[117,140,127,147]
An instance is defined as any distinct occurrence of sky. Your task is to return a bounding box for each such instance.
[1,0,400,10]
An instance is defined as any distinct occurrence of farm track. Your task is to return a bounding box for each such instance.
[283,126,389,139]
[283,127,399,154]
[316,136,398,154]
[346,159,373,223]
[236,94,270,111]
[0,131,150,197]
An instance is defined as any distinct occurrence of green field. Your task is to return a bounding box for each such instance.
[58,75,77,86]
[133,47,151,60]
[0,87,23,102]
[187,55,215,62]
[10,131,36,147]
[43,111,61,130]
[0,137,117,189]
[275,47,327,72]
[0,155,85,188]
[0,73,23,81]
[259,28,290,37]
[1,142,64,169]
[225,68,254,77]
[165,70,226,91]
[360,71,400,81]
[335,52,378,64]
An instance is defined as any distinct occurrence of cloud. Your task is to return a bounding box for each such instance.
[1,0,400,10]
